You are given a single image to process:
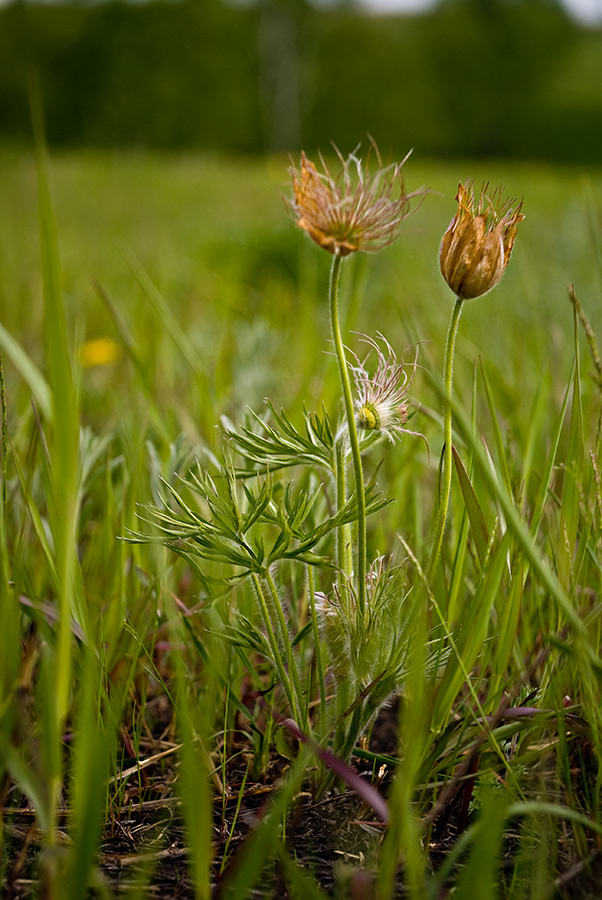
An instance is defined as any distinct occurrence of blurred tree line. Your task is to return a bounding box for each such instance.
[1,0,601,161]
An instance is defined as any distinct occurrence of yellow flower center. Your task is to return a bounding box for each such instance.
[358,404,379,431]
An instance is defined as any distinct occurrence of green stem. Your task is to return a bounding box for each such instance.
[427,296,464,581]
[308,565,327,744]
[0,354,6,563]
[329,255,366,618]
[315,677,351,799]
[335,437,353,577]
[264,567,306,727]
[251,573,298,721]
[336,703,365,766]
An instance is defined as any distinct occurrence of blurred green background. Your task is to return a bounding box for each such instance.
[1,0,602,162]
[2,0,602,456]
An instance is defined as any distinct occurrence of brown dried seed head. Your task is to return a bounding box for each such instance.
[289,145,420,256]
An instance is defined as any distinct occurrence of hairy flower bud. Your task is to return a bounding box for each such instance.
[439,182,524,300]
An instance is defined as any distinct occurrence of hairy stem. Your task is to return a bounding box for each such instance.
[329,255,366,619]
[252,573,298,721]
[307,566,327,756]
[427,296,464,580]
[335,437,353,577]
[0,354,6,540]
[264,567,306,727]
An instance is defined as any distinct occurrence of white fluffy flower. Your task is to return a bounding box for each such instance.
[350,334,421,444]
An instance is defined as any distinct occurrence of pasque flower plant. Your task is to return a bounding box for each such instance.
[428,181,524,578]
[130,143,426,770]
[290,145,423,618]
[131,149,523,790]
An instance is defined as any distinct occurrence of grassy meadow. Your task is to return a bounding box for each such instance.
[2,146,602,898]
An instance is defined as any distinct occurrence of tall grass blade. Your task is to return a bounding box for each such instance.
[0,356,19,768]
[452,445,489,566]
[64,652,115,900]
[218,752,310,900]
[492,555,523,690]
[172,610,220,900]
[428,370,592,656]
[529,371,572,538]
[480,359,513,499]
[0,323,52,420]
[278,848,331,899]
[451,789,508,900]
[447,367,479,622]
[0,736,53,834]
[558,307,584,592]
[377,597,428,900]
[518,368,550,513]
[30,77,85,874]
[123,249,209,379]
[433,532,511,726]
[178,710,213,900]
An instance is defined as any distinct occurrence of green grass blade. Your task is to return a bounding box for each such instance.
[427,370,592,657]
[123,248,208,378]
[32,79,84,655]
[558,309,584,591]
[433,532,511,726]
[219,751,310,900]
[507,800,602,839]
[30,79,85,863]
[529,373,572,539]
[447,367,479,623]
[452,789,509,900]
[480,359,513,499]
[177,713,213,900]
[0,358,20,728]
[277,848,331,900]
[492,555,524,689]
[452,445,489,566]
[171,607,222,900]
[378,597,428,900]
[447,504,470,624]
[0,322,52,420]
[518,367,550,513]
[65,653,115,900]
[0,736,52,834]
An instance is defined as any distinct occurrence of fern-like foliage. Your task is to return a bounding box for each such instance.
[221,402,337,474]
[126,454,390,585]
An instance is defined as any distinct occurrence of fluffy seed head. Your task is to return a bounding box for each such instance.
[439,181,524,300]
[289,143,421,256]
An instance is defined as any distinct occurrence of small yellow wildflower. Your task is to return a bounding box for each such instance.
[80,337,120,369]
